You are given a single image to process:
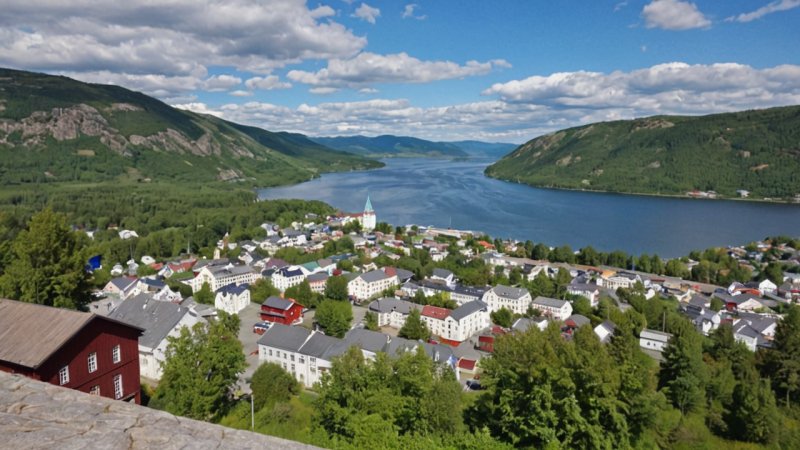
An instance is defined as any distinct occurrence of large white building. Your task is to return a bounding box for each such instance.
[214,284,251,315]
[596,271,641,290]
[530,296,573,321]
[257,324,346,388]
[271,266,306,292]
[348,270,398,301]
[367,298,489,344]
[482,285,532,314]
[368,297,421,328]
[190,263,259,293]
[420,300,490,343]
[109,294,203,380]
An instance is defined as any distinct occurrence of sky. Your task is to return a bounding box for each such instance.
[1,0,799,143]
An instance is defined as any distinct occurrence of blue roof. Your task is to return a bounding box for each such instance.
[216,283,249,295]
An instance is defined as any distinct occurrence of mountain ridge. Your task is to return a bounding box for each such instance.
[485,106,800,201]
[0,68,381,186]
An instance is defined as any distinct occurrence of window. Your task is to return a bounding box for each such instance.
[90,385,100,396]
[112,345,121,364]
[59,366,70,385]
[113,374,123,399]
[88,352,97,373]
[268,349,273,357]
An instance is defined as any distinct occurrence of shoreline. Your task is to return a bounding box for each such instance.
[485,173,800,206]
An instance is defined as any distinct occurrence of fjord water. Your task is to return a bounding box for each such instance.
[258,158,800,258]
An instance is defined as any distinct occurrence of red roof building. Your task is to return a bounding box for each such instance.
[260,296,304,325]
[421,305,451,321]
[0,299,143,404]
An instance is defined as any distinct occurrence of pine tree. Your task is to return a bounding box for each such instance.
[659,322,707,415]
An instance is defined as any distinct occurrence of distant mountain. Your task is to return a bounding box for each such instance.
[448,140,517,157]
[312,135,468,158]
[0,68,381,186]
[485,106,800,200]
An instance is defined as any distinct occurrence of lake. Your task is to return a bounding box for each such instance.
[258,158,800,258]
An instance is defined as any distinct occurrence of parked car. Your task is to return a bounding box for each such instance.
[253,321,272,334]
[466,379,483,390]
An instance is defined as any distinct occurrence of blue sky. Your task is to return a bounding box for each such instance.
[1,0,799,142]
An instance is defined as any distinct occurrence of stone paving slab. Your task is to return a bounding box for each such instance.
[0,371,321,450]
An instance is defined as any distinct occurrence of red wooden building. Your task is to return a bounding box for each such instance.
[260,296,304,325]
[0,299,143,404]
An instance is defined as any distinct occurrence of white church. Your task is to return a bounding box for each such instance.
[358,195,376,231]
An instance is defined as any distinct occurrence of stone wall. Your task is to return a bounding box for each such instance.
[0,371,320,449]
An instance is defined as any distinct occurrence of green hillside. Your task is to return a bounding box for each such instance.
[312,135,468,158]
[485,106,800,200]
[0,68,381,186]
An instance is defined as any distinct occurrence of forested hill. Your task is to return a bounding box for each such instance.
[0,68,381,186]
[312,135,469,158]
[485,106,800,200]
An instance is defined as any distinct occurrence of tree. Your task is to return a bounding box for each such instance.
[531,243,550,260]
[659,322,707,415]
[528,271,555,298]
[250,362,300,411]
[285,280,316,308]
[490,308,514,328]
[762,305,800,407]
[315,300,353,338]
[398,309,430,341]
[249,278,279,303]
[364,311,379,331]
[0,209,92,310]
[572,296,593,316]
[151,312,246,421]
[710,297,724,312]
[324,275,349,301]
[724,379,779,443]
[762,261,785,285]
[195,281,214,304]
[665,259,690,278]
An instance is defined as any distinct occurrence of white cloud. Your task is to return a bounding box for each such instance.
[288,52,511,89]
[170,63,800,143]
[642,0,711,30]
[483,63,800,115]
[173,102,225,118]
[203,74,242,92]
[309,87,340,95]
[353,3,381,24]
[0,0,366,96]
[402,4,426,20]
[229,90,253,97]
[244,75,292,91]
[727,0,800,23]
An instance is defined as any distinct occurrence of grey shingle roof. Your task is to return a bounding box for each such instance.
[432,268,454,279]
[257,323,311,352]
[450,300,488,322]
[263,296,294,311]
[298,332,342,358]
[108,293,191,349]
[511,317,547,333]
[306,272,329,283]
[367,298,419,315]
[108,277,136,291]
[565,314,591,328]
[343,328,389,353]
[359,270,389,283]
[533,296,568,308]
[491,285,529,300]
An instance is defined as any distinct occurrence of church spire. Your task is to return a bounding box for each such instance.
[364,195,373,213]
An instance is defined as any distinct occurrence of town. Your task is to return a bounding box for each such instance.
[2,196,800,448]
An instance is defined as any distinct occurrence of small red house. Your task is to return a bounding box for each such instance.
[0,299,143,404]
[260,296,304,325]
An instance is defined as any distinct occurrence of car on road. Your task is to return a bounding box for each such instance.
[253,321,273,334]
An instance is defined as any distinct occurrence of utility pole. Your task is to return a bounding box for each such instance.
[250,393,255,431]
